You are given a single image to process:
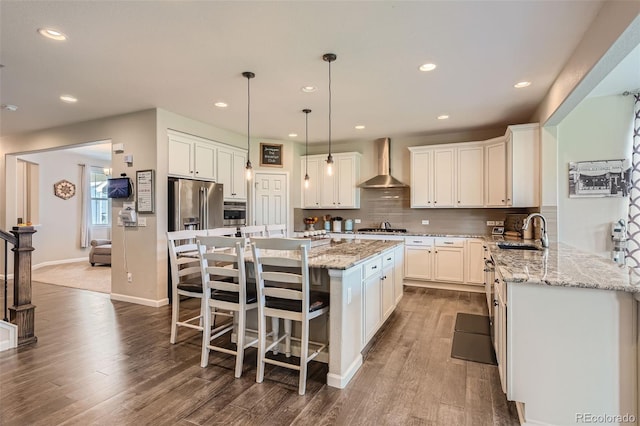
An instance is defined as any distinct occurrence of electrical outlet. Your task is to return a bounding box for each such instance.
[487,221,496,226]
[495,220,504,226]
[354,219,361,224]
[138,217,147,227]
[421,219,430,225]
[127,272,133,283]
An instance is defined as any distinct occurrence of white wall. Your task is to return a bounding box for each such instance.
[557,95,634,256]
[15,150,110,266]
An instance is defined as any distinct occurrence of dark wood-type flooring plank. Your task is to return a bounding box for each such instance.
[0,281,519,425]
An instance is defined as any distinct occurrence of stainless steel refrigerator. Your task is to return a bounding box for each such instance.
[168,178,224,231]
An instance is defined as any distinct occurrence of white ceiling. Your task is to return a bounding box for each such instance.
[1,0,627,146]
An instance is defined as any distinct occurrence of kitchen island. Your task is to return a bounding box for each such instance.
[485,240,638,425]
[248,237,404,389]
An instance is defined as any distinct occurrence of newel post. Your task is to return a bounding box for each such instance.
[9,226,37,346]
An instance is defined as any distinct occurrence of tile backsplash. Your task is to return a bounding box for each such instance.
[296,187,535,235]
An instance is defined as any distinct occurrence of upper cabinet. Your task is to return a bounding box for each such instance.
[301,152,361,209]
[409,124,539,208]
[168,130,217,181]
[217,145,248,201]
[168,130,248,201]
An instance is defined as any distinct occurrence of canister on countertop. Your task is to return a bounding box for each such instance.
[344,219,354,232]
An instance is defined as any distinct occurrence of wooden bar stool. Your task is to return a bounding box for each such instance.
[197,235,258,377]
[251,237,329,395]
[266,224,287,238]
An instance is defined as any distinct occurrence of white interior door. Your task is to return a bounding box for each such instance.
[253,172,290,233]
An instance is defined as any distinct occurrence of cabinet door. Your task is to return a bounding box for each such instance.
[465,239,485,284]
[302,157,321,208]
[485,140,507,206]
[404,246,432,280]
[320,160,336,207]
[363,273,382,343]
[411,151,432,207]
[336,156,356,208]
[194,143,216,180]
[217,149,234,199]
[433,148,455,207]
[509,125,539,207]
[232,150,247,200]
[433,246,464,282]
[457,145,484,207]
[381,252,395,320]
[394,245,404,304]
[168,138,194,178]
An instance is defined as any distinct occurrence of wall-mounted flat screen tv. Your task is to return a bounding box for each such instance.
[107,177,133,199]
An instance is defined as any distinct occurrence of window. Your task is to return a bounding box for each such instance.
[90,167,110,225]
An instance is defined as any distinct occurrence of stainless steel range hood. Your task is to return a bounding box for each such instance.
[359,138,408,188]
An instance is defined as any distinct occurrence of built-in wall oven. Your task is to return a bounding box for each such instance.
[223,201,247,227]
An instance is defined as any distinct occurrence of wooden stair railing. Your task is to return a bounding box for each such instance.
[1,226,37,346]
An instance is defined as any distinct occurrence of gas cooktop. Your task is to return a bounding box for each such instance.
[357,228,407,233]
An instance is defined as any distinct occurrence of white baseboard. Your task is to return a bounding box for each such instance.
[326,354,363,389]
[1,257,91,280]
[0,320,18,352]
[110,293,169,308]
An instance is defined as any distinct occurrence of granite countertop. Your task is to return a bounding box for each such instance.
[324,230,488,238]
[247,238,402,270]
[485,239,640,293]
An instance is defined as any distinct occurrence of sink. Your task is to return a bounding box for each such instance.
[497,242,541,251]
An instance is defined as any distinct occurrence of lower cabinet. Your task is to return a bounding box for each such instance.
[494,276,507,394]
[363,257,382,346]
[381,251,395,320]
[433,239,464,282]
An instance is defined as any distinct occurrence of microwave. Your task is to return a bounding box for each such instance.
[223,201,246,226]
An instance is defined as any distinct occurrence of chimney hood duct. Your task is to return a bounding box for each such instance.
[359,138,408,188]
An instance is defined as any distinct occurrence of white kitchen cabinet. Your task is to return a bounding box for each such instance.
[301,152,361,209]
[433,147,455,207]
[404,236,433,280]
[485,137,508,207]
[363,257,382,345]
[393,245,404,305]
[465,239,485,284]
[433,238,464,283]
[301,157,322,208]
[494,276,507,393]
[507,123,539,207]
[457,145,484,207]
[381,250,395,320]
[217,145,248,201]
[168,130,217,181]
[410,150,433,207]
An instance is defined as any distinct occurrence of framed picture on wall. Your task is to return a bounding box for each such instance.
[568,159,631,198]
[260,143,283,167]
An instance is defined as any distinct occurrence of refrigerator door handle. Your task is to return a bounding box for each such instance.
[203,187,209,229]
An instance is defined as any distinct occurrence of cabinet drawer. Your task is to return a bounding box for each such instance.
[404,236,434,246]
[382,251,395,268]
[434,237,464,247]
[363,257,382,279]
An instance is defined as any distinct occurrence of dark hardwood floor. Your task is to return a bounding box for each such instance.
[0,282,519,425]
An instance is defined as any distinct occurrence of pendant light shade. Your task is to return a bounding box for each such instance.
[323,53,336,176]
[242,71,255,180]
[303,108,311,188]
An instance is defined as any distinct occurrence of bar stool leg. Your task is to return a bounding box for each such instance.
[257,313,267,383]
[271,317,280,355]
[284,319,292,357]
[298,319,310,395]
[200,301,211,368]
[235,310,245,378]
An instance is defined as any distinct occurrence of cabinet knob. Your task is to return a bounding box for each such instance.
[196,171,199,174]
[190,170,194,173]
[507,198,511,201]
[372,265,377,269]
[494,300,499,306]
[428,201,431,204]
[501,199,504,202]
[457,201,460,204]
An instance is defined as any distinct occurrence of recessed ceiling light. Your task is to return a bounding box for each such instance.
[355,125,365,130]
[301,86,317,93]
[1,104,18,112]
[419,63,437,72]
[514,81,531,88]
[214,102,228,108]
[288,133,298,138]
[38,28,67,41]
[60,95,78,103]
[437,115,449,120]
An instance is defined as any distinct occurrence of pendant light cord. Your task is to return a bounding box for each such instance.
[328,58,332,158]
[305,110,309,175]
[247,75,251,160]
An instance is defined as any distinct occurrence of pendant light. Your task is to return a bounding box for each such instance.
[323,53,336,176]
[303,108,311,188]
[242,71,255,180]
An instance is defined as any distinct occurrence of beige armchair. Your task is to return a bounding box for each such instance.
[89,239,111,266]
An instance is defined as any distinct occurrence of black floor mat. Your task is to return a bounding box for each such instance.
[451,331,497,365]
[454,313,491,335]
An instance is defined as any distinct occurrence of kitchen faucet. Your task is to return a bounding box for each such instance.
[522,213,549,248]
[381,220,392,230]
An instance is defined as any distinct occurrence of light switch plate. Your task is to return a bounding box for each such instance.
[487,221,496,226]
[355,219,361,224]
[421,220,429,225]
[138,217,147,227]
[495,220,504,226]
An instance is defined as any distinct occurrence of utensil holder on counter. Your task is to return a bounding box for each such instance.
[324,221,331,231]
[332,220,342,232]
